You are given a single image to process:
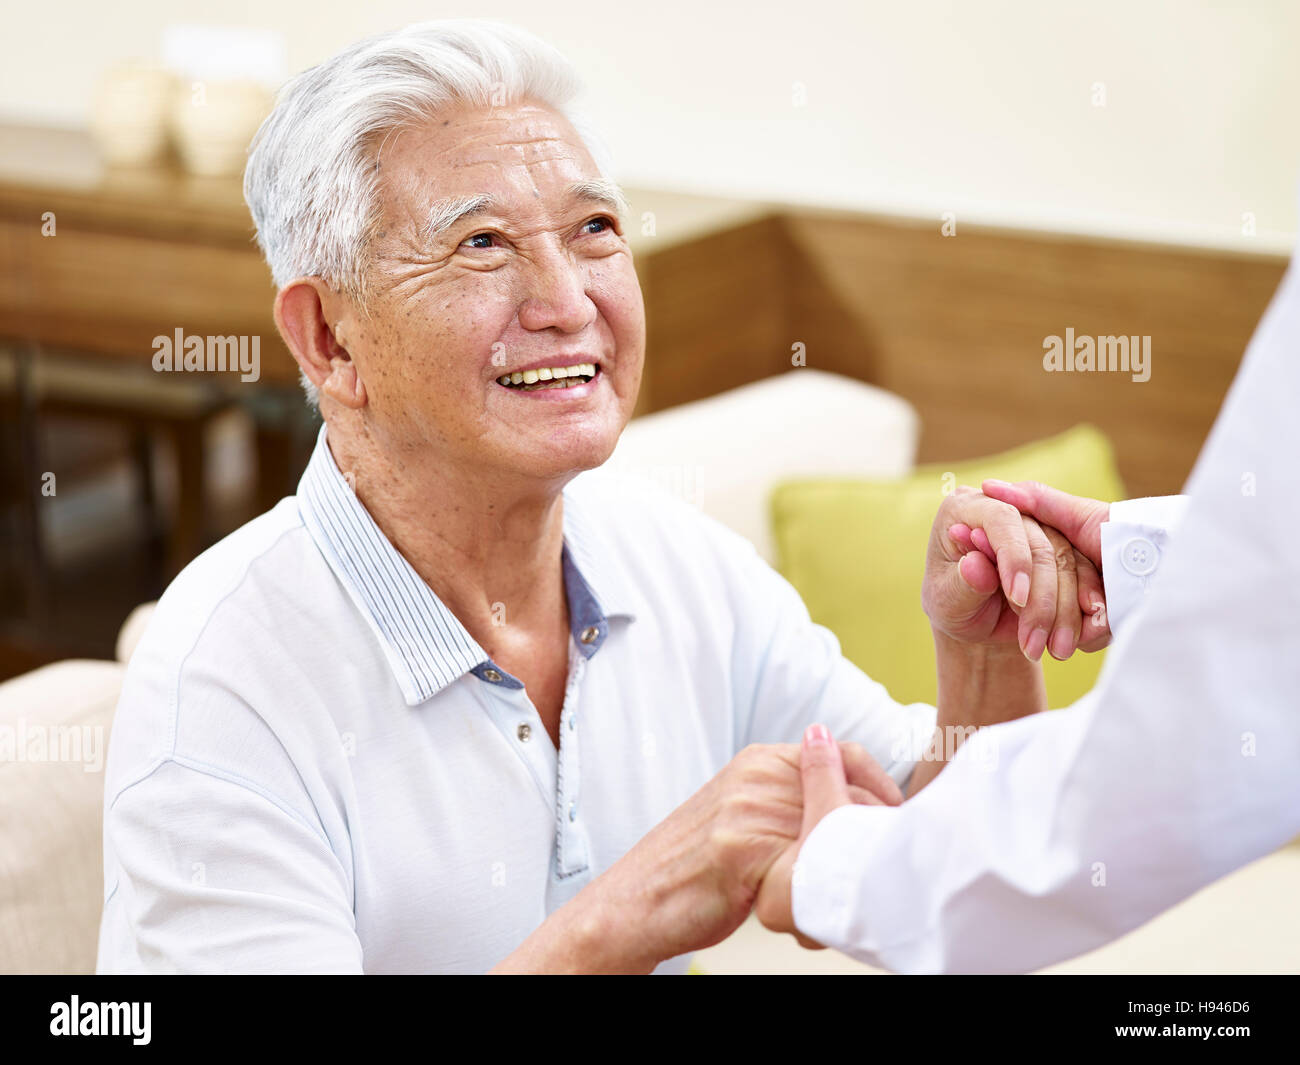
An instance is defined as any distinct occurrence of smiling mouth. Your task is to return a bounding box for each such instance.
[496,362,599,392]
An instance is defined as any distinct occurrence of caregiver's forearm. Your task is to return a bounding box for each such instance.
[907,628,1048,796]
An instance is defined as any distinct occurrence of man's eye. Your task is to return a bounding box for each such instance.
[462,232,497,250]
[583,216,618,236]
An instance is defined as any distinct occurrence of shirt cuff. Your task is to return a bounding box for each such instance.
[1099,495,1189,636]
[791,803,890,958]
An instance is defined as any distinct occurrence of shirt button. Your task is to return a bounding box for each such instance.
[568,802,577,822]
[482,668,503,683]
[580,625,599,644]
[1121,537,1159,576]
[516,723,531,742]
[568,715,575,731]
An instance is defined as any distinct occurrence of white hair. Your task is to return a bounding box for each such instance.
[243,18,615,406]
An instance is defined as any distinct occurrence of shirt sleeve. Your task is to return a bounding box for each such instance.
[98,757,364,974]
[721,525,936,791]
[789,236,1300,972]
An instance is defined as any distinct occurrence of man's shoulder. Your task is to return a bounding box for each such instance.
[121,495,345,714]
[146,497,315,640]
[565,466,759,560]
[106,497,344,792]
[562,466,778,623]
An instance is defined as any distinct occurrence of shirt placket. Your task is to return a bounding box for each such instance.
[472,639,593,910]
[553,638,590,892]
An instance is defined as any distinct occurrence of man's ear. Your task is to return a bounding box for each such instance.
[274,279,367,409]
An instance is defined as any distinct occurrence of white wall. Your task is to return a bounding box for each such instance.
[4,0,1297,250]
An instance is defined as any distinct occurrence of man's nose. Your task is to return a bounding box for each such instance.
[517,248,597,334]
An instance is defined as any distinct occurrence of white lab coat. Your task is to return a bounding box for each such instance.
[791,241,1300,974]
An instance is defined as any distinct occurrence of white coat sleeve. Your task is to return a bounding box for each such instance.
[790,238,1300,974]
[1099,496,1190,636]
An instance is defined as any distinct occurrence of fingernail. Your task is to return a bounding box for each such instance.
[1024,627,1049,661]
[956,554,974,586]
[1050,629,1076,660]
[1010,573,1030,608]
[805,724,831,747]
[985,478,1011,488]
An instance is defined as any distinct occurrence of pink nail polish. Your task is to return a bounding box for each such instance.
[805,724,831,746]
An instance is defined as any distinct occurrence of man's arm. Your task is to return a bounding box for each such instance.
[494,741,902,972]
[99,759,365,973]
[721,478,1099,797]
[908,487,1111,795]
[905,633,1045,796]
[104,729,902,973]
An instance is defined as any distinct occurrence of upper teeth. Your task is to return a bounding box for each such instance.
[498,362,597,386]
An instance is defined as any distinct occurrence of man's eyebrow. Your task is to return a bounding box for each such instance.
[422,180,630,243]
[566,178,631,220]
[423,193,495,243]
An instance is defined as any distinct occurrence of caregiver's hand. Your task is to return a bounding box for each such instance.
[923,486,1109,661]
[980,479,1110,571]
[980,479,1113,652]
[754,724,853,948]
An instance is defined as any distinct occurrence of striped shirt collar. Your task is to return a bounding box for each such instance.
[296,424,637,706]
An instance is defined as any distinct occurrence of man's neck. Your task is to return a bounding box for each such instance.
[324,425,569,645]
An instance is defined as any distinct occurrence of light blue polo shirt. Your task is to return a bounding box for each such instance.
[97,425,935,974]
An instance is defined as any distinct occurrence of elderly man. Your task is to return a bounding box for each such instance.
[97,20,1118,974]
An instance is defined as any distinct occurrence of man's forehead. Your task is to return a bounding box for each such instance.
[375,104,622,236]
[382,103,591,178]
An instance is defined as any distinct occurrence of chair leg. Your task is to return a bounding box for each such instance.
[0,349,21,613]
[132,425,166,589]
[14,346,50,627]
[166,419,205,578]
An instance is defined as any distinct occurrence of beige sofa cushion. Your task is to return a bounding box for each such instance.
[115,601,157,665]
[0,660,123,974]
[602,369,919,563]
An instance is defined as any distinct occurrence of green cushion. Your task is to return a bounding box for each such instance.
[770,424,1126,709]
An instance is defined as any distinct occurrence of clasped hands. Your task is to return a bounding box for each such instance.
[561,480,1111,969]
[754,478,1113,945]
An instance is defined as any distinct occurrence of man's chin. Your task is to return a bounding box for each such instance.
[502,429,622,484]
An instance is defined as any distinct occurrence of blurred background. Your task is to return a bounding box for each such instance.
[3,0,1297,669]
[1,1,1298,974]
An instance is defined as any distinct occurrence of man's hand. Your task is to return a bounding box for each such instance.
[923,485,1108,661]
[754,724,853,947]
[601,740,901,964]
[499,738,902,972]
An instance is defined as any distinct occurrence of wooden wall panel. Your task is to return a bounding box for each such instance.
[635,214,788,417]
[778,212,1286,496]
[0,217,297,384]
[635,207,1285,498]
